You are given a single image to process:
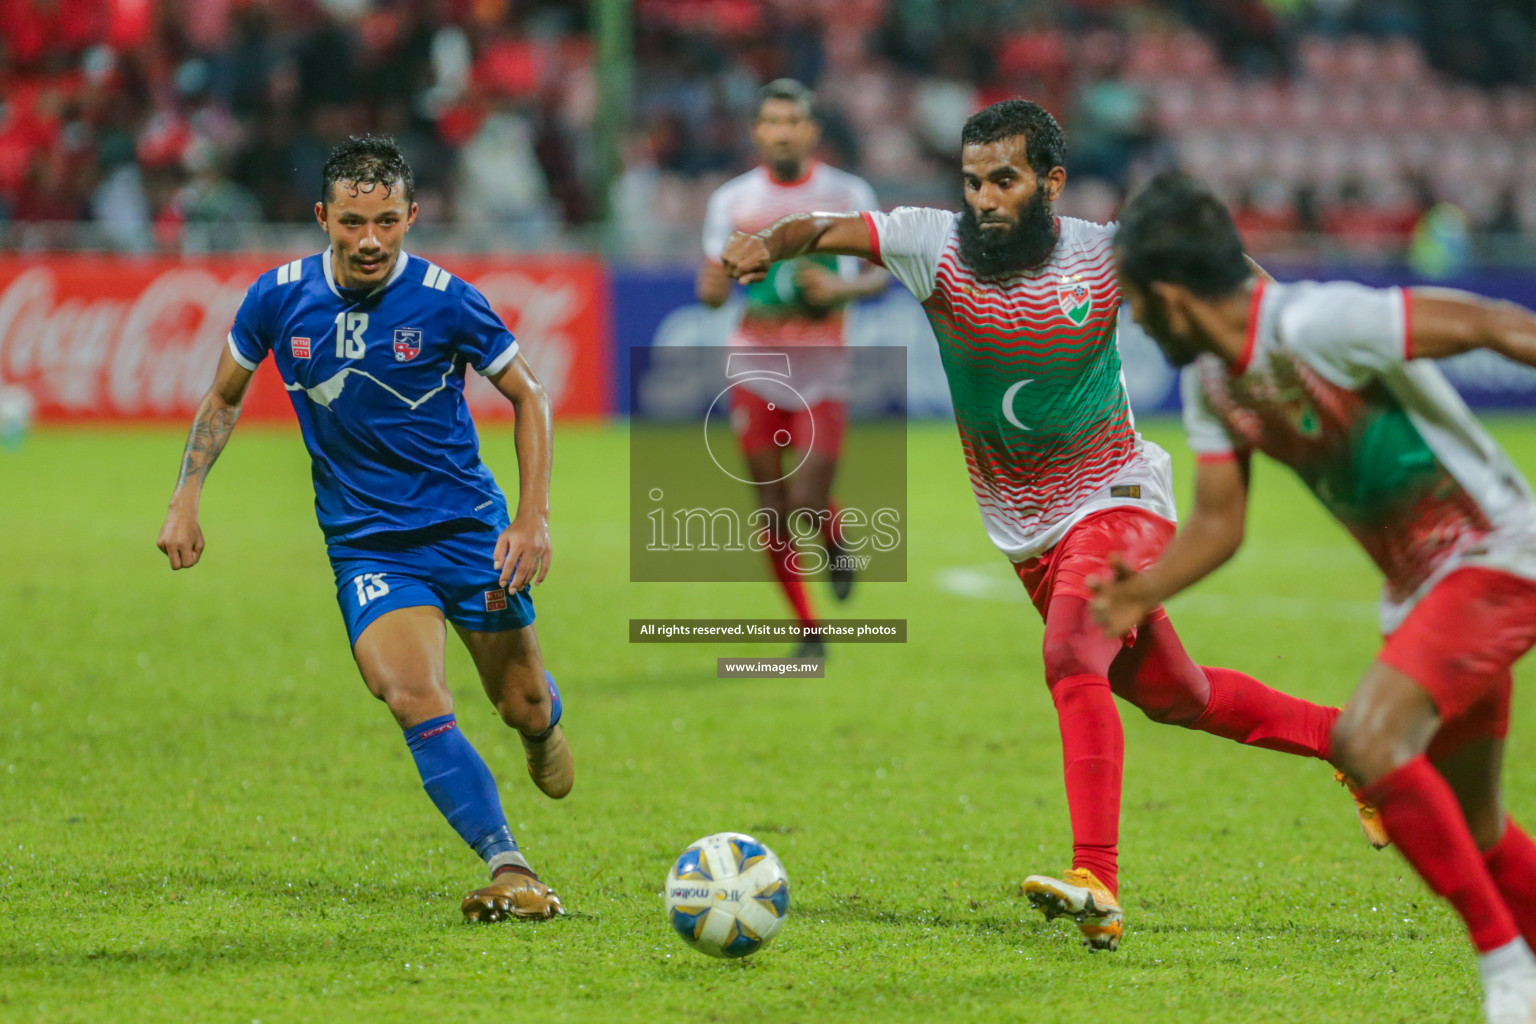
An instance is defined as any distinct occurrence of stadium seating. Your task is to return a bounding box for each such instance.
[0,0,1532,252]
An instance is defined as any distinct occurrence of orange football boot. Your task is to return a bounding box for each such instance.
[1023,868,1123,952]
[1335,770,1391,850]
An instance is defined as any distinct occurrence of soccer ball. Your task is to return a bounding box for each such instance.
[664,832,790,958]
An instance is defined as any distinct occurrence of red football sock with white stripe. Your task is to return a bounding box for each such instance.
[1362,756,1520,952]
[1051,672,1123,896]
[1485,819,1536,945]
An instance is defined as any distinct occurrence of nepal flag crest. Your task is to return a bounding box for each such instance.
[393,328,423,362]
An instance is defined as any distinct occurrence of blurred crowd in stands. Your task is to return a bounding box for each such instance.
[1,0,1534,254]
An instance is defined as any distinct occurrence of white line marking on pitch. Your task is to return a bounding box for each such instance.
[934,564,1378,621]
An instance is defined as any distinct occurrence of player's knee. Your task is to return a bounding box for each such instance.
[1329,711,1417,786]
[371,674,451,728]
[1042,631,1100,688]
[1464,805,1506,851]
[495,685,550,735]
[1133,688,1206,727]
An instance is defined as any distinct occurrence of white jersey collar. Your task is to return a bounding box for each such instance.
[322,246,411,299]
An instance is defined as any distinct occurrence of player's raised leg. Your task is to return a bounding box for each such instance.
[1109,614,1337,758]
[455,621,572,800]
[1104,613,1382,845]
[353,606,561,922]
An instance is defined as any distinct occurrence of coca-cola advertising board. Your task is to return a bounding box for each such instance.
[0,255,610,421]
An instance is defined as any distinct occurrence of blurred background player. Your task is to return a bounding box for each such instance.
[1098,172,1536,1023]
[155,135,571,924]
[696,79,888,658]
[723,99,1366,952]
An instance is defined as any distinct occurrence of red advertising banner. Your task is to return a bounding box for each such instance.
[0,254,610,421]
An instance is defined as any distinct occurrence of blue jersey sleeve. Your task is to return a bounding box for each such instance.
[227,278,272,370]
[454,283,519,378]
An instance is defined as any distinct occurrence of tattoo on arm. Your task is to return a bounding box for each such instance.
[175,403,241,490]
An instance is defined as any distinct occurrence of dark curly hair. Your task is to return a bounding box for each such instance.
[1117,172,1252,299]
[959,99,1066,178]
[320,134,415,206]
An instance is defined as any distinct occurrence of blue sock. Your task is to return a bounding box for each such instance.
[545,671,563,730]
[403,714,519,863]
[522,671,563,740]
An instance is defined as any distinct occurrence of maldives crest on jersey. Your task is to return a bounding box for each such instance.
[392,328,423,362]
[1058,274,1092,326]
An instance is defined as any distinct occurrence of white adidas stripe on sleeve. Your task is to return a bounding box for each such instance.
[227,332,258,371]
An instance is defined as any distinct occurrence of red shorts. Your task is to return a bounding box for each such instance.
[1014,507,1176,621]
[731,390,847,458]
[1378,566,1536,751]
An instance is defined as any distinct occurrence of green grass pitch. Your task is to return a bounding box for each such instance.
[3,419,1533,1023]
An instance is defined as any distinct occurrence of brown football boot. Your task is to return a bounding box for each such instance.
[521,724,574,799]
[462,872,564,922]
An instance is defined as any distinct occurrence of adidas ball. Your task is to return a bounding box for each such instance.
[664,832,790,958]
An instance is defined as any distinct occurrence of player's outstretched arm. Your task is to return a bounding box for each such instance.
[156,346,254,570]
[1402,288,1536,367]
[486,352,552,591]
[797,263,890,309]
[696,262,733,309]
[1090,455,1251,636]
[721,212,874,285]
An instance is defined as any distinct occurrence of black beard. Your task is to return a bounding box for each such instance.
[767,157,804,182]
[956,189,1058,278]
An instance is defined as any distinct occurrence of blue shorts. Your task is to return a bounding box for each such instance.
[328,523,536,647]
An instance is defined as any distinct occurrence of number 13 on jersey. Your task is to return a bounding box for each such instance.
[335,312,369,359]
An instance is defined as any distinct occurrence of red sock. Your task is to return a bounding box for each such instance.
[1193,667,1340,760]
[767,538,816,630]
[1485,819,1536,946]
[1051,673,1123,896]
[1361,756,1519,952]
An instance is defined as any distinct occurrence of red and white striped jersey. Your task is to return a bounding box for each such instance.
[1183,279,1536,632]
[863,207,1176,560]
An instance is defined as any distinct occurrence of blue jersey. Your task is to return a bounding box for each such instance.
[227,248,518,544]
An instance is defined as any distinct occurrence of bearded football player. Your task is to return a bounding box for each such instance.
[722,99,1372,952]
